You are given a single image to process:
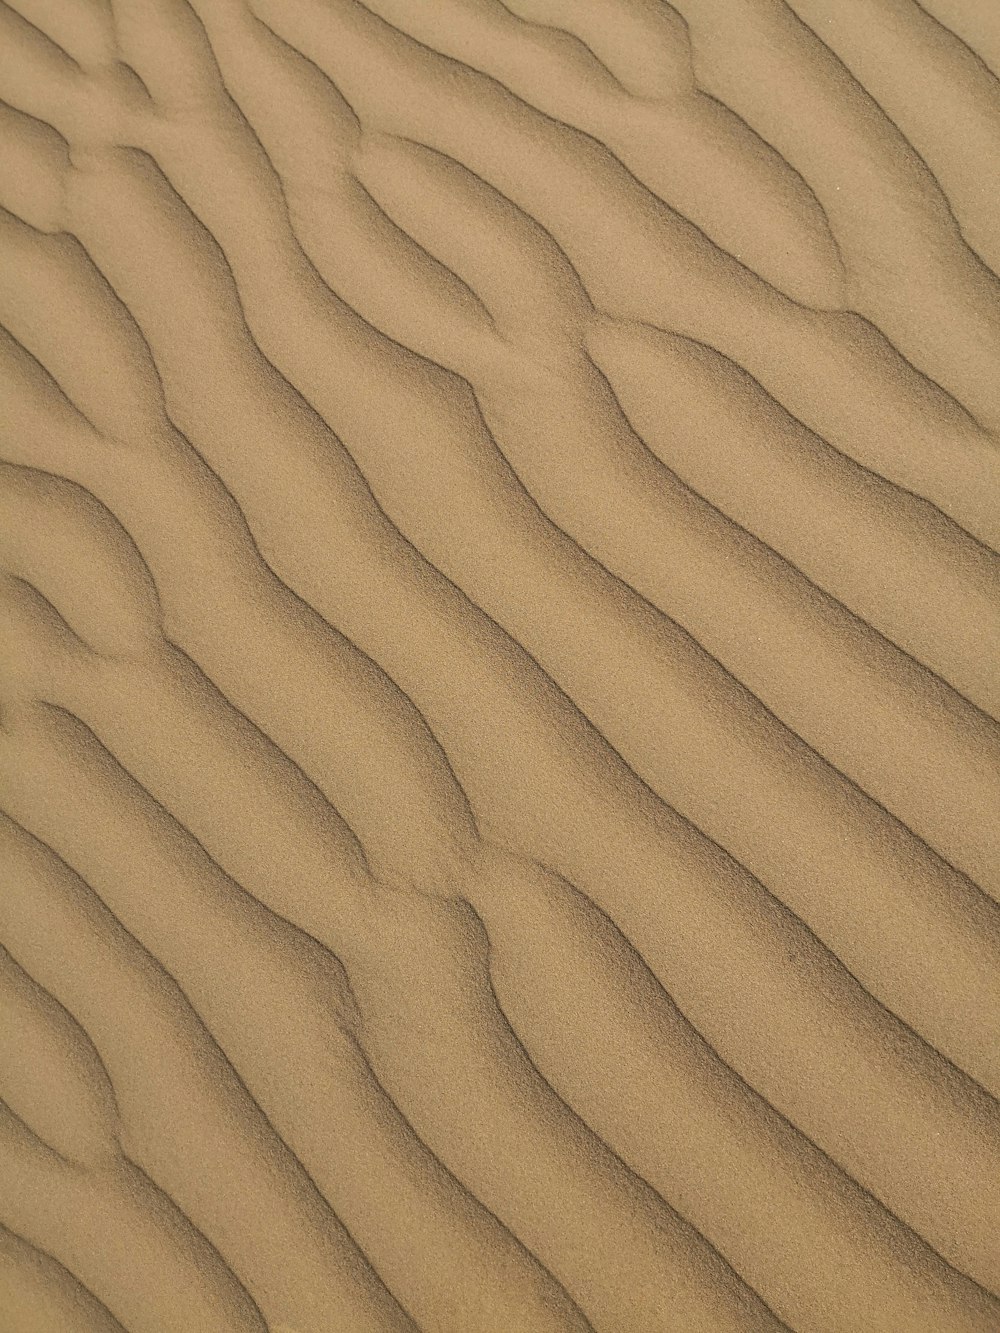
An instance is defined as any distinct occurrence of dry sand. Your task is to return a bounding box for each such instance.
[1,0,999,1329]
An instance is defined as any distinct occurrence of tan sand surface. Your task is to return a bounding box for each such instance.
[1,0,999,1328]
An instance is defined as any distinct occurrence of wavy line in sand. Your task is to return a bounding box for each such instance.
[1,1,999,1329]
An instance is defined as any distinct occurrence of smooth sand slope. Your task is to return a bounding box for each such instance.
[1,0,999,1329]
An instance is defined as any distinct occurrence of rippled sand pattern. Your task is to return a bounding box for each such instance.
[2,0,1000,1329]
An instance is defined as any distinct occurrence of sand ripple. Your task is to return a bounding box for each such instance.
[1,1,998,1328]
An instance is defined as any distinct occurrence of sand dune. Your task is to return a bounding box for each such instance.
[1,0,999,1329]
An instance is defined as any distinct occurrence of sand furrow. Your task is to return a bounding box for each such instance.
[48,15,994,908]
[0,1222,129,1333]
[0,809,424,1332]
[0,701,776,1332]
[2,0,998,1328]
[3,501,997,1322]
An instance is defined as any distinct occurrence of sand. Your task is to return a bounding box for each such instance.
[1,0,999,1329]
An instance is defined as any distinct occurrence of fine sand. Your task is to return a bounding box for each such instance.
[1,1,999,1329]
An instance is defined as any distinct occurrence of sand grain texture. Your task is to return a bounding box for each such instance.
[1,0,999,1329]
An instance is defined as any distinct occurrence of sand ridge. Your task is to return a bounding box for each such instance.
[1,0,999,1329]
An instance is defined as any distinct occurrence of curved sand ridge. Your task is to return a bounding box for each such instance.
[1,0,999,1329]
